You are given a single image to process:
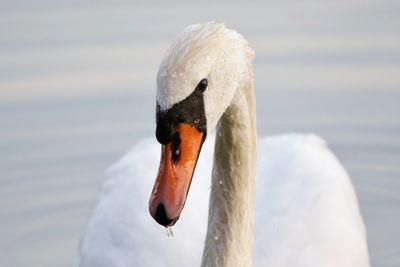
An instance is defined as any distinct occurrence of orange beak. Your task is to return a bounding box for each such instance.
[149,123,204,226]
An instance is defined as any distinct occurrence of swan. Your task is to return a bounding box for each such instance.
[78,22,370,267]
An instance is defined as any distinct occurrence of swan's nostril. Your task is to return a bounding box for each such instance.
[155,203,174,227]
[171,133,181,163]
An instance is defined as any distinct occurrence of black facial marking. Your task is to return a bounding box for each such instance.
[156,79,208,145]
[155,113,175,145]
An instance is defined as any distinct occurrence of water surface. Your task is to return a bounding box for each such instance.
[1,1,399,266]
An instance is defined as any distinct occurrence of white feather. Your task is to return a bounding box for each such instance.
[79,134,370,266]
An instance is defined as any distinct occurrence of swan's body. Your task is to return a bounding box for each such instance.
[79,23,370,266]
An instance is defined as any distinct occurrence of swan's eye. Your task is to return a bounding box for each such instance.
[197,78,208,92]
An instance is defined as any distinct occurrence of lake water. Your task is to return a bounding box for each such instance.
[1,1,399,267]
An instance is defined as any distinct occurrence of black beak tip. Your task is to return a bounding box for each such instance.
[154,203,178,227]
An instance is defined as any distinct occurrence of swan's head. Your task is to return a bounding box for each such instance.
[149,22,254,227]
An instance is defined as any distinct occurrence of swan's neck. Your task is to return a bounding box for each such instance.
[201,80,257,267]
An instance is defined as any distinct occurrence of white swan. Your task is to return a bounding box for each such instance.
[78,22,370,267]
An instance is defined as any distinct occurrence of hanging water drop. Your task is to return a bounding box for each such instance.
[219,180,223,185]
[214,235,219,241]
[166,227,174,239]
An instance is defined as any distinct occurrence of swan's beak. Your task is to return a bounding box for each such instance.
[149,123,204,226]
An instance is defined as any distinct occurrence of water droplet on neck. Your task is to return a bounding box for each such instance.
[166,227,174,239]
[160,70,167,77]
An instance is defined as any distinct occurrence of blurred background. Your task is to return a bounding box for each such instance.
[0,0,399,266]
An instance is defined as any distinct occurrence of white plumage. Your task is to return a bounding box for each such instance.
[79,135,369,266]
[78,22,370,266]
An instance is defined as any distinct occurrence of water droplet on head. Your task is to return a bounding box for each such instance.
[194,118,200,124]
